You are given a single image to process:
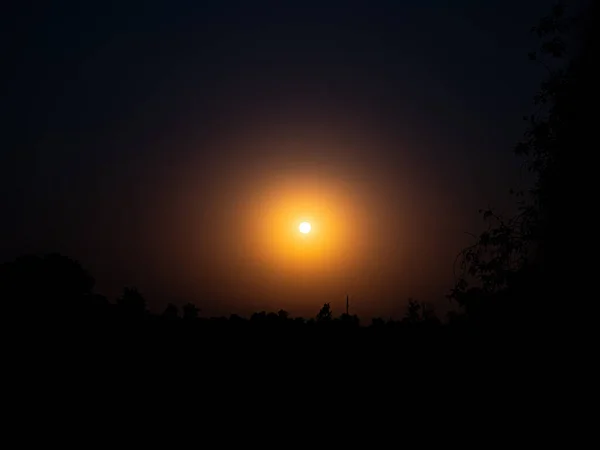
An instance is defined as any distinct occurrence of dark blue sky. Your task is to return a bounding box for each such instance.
[1,0,560,317]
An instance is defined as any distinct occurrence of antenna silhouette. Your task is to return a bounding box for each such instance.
[346,294,349,315]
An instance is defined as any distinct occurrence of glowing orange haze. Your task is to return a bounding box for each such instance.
[249,176,359,280]
[191,169,380,316]
[140,110,469,319]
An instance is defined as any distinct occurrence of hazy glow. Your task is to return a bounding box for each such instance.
[148,115,458,319]
[299,222,311,234]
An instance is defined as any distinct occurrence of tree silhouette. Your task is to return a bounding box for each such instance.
[182,302,199,320]
[316,303,332,322]
[421,303,438,324]
[450,1,597,325]
[162,303,179,320]
[0,253,95,318]
[371,317,385,328]
[404,298,421,324]
[251,311,267,322]
[401,298,440,326]
[117,287,146,318]
[340,313,360,328]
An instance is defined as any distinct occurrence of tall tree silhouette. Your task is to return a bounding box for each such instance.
[450,1,598,325]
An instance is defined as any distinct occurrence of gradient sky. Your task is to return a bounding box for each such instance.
[1,0,556,318]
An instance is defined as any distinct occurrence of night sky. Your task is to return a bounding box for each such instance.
[2,0,557,318]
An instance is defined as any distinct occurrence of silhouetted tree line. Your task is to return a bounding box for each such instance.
[1,253,448,336]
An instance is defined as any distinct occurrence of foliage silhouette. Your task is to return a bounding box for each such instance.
[117,287,146,318]
[0,253,95,318]
[340,313,360,328]
[404,298,422,324]
[450,0,597,327]
[162,303,179,320]
[316,303,332,322]
[182,302,199,320]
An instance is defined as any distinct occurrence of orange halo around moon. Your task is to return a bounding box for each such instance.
[243,175,360,278]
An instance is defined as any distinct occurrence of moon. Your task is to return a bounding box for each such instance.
[299,222,311,234]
